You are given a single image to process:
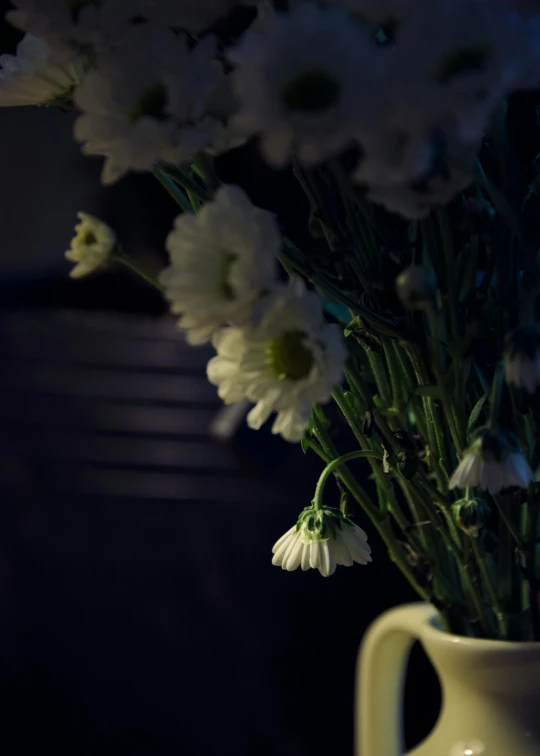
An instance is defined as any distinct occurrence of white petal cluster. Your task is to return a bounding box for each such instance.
[73,28,221,184]
[159,185,280,345]
[448,428,534,495]
[0,34,84,107]
[65,211,116,279]
[207,277,347,442]
[228,2,382,167]
[272,506,372,577]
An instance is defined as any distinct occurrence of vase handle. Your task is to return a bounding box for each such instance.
[355,602,439,756]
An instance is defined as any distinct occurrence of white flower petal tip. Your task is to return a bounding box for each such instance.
[160,184,280,345]
[504,326,540,395]
[271,507,372,577]
[448,429,534,495]
[65,211,116,279]
[0,33,84,107]
[208,278,346,442]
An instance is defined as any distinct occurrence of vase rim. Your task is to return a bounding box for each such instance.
[419,603,540,652]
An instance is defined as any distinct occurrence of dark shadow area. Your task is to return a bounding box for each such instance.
[0,7,443,753]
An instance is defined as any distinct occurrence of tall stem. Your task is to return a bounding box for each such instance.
[111,253,165,292]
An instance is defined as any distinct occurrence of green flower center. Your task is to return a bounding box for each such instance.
[282,70,340,113]
[129,85,168,123]
[218,251,236,301]
[436,45,492,85]
[268,331,314,381]
[81,230,97,245]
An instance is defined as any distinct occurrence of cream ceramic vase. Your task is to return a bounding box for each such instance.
[355,603,540,756]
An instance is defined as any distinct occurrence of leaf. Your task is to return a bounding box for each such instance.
[301,436,310,454]
[467,393,488,437]
[414,384,442,399]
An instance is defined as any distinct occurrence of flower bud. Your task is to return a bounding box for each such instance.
[395,265,436,309]
[451,497,491,536]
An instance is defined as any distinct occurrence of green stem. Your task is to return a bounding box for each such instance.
[488,361,505,428]
[492,494,525,550]
[186,188,201,212]
[313,450,383,510]
[111,253,165,292]
[426,306,464,456]
[469,534,508,639]
[159,163,211,203]
[310,413,431,601]
[152,165,193,213]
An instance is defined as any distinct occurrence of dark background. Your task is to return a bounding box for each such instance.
[0,6,441,754]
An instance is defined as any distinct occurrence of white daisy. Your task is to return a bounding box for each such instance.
[207,277,347,442]
[504,325,540,395]
[448,428,534,495]
[228,2,383,167]
[0,33,84,107]
[159,185,280,345]
[65,211,116,279]
[6,0,130,50]
[271,505,372,577]
[392,0,539,144]
[73,28,220,184]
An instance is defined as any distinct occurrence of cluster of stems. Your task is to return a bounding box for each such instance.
[122,154,539,641]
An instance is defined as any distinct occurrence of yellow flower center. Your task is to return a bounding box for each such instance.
[80,230,97,246]
[268,331,314,381]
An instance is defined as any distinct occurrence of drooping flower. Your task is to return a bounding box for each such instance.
[207,277,347,442]
[65,211,116,278]
[0,34,84,107]
[448,427,534,495]
[395,265,437,309]
[73,28,220,184]
[228,2,382,167]
[504,325,540,395]
[159,185,280,345]
[451,496,491,536]
[272,504,372,577]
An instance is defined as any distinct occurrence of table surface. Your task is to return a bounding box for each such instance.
[4,309,438,756]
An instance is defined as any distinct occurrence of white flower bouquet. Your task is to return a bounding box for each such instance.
[4,0,540,640]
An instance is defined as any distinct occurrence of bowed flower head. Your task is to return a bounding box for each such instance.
[448,427,534,495]
[207,277,347,442]
[65,211,116,279]
[272,505,372,577]
[504,324,540,395]
[159,185,280,345]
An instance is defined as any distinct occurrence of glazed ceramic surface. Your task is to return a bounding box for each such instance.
[356,603,540,756]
